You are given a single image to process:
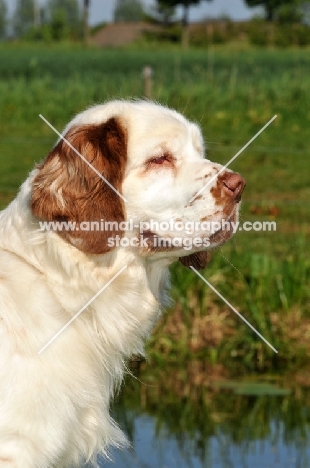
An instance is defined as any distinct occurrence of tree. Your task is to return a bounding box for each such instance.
[152,1,177,25]
[13,0,35,37]
[245,0,301,21]
[114,0,144,22]
[46,0,81,26]
[156,0,213,48]
[0,0,6,39]
[157,0,213,26]
[45,0,82,39]
[83,0,90,45]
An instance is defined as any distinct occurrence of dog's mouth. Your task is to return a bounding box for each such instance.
[140,230,173,253]
[209,207,238,247]
[140,206,239,255]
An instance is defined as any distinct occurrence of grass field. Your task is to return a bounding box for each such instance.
[0,43,309,372]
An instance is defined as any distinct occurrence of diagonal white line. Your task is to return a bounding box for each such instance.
[189,115,277,203]
[190,266,278,354]
[38,265,127,354]
[39,114,128,203]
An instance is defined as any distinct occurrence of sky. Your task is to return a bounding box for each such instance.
[6,0,263,26]
[88,0,262,25]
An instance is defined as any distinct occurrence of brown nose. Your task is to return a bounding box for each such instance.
[222,172,246,202]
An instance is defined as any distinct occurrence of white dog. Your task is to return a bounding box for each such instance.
[0,101,245,467]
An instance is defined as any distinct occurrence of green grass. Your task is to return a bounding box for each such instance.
[0,43,309,372]
[148,236,310,373]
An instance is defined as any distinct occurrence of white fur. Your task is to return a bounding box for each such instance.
[0,101,241,467]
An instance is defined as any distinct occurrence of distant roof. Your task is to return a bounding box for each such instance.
[92,22,158,47]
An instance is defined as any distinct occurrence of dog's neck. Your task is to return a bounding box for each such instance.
[0,177,171,340]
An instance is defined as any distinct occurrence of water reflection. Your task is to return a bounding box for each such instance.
[98,364,310,468]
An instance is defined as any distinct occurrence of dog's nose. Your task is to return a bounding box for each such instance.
[222,172,246,202]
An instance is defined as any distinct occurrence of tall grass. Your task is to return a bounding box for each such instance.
[148,235,310,372]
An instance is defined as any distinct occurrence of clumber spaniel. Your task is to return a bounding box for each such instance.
[0,101,245,467]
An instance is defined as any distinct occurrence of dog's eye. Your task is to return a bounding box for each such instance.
[146,153,174,168]
[152,156,167,165]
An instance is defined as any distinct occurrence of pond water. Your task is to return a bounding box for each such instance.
[96,368,310,468]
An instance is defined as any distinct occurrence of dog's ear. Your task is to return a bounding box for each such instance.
[31,117,127,254]
[179,251,211,270]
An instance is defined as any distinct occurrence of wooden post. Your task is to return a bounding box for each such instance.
[142,66,153,100]
[181,24,189,50]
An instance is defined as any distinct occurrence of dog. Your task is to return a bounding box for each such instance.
[0,100,245,467]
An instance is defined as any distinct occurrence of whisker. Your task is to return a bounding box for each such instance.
[219,248,247,283]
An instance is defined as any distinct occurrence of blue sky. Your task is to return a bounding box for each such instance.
[88,0,262,25]
[6,0,263,26]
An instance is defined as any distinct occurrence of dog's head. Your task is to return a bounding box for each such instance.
[31,101,245,269]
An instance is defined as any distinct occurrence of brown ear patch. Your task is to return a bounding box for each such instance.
[31,117,127,254]
[179,251,211,270]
